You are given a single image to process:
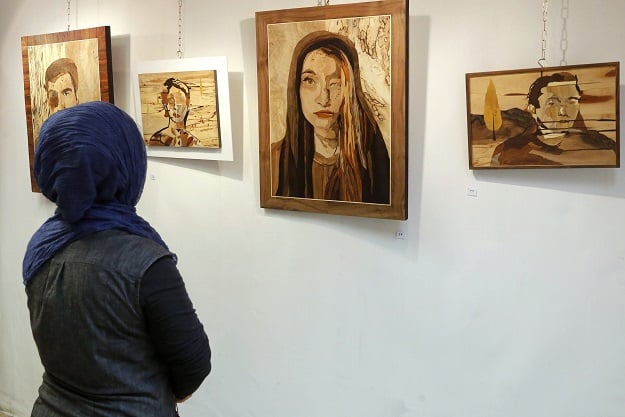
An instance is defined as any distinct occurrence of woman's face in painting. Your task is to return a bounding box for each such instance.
[299,48,344,136]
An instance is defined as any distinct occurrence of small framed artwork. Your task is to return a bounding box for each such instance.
[21,26,113,192]
[256,0,408,220]
[133,56,233,161]
[466,62,620,169]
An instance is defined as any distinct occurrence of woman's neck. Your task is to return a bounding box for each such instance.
[314,133,339,158]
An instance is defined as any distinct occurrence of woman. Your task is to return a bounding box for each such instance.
[272,31,390,203]
[23,102,211,416]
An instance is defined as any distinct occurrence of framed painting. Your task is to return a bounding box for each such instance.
[133,56,233,161]
[466,62,620,169]
[256,0,408,220]
[21,26,113,192]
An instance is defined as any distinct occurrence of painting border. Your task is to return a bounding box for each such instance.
[133,56,233,161]
[255,0,408,220]
[21,26,113,192]
[466,61,620,169]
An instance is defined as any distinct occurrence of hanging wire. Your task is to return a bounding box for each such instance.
[559,0,569,66]
[317,0,330,5]
[66,0,71,31]
[177,0,184,59]
[538,0,549,68]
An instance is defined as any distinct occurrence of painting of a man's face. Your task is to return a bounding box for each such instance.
[21,26,112,192]
[46,72,78,114]
[536,82,581,130]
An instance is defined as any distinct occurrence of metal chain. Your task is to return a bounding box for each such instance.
[559,0,569,66]
[317,0,330,5]
[177,0,183,59]
[66,0,71,31]
[538,0,548,67]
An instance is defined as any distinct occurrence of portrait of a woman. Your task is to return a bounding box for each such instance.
[271,31,390,204]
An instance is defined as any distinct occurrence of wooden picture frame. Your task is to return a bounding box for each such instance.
[466,62,620,169]
[256,0,408,220]
[133,56,233,161]
[21,26,113,192]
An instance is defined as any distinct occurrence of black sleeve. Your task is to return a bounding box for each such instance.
[140,256,211,399]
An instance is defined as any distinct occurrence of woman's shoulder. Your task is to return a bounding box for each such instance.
[67,230,171,276]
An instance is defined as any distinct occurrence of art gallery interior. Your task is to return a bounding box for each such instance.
[2,0,625,416]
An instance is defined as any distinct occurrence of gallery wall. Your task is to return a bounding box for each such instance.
[2,0,625,416]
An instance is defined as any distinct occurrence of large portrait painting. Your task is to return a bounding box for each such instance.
[467,62,620,169]
[21,26,113,192]
[256,0,408,220]
[133,56,233,161]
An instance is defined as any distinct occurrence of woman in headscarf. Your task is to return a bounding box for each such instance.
[272,31,390,203]
[23,101,211,417]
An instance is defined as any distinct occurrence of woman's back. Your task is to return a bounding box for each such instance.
[27,230,176,417]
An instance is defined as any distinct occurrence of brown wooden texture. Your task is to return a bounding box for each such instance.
[256,0,408,220]
[466,62,619,169]
[21,26,113,192]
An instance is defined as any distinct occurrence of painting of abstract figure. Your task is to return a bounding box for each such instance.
[466,62,619,169]
[138,70,221,148]
[256,0,407,220]
[133,57,233,161]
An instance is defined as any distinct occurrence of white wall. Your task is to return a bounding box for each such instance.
[2,0,625,416]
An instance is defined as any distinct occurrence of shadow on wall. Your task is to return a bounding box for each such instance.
[406,15,431,251]
[111,34,131,112]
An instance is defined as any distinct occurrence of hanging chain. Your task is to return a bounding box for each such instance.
[66,0,71,31]
[317,0,330,5]
[559,0,569,66]
[177,0,183,59]
[538,0,549,67]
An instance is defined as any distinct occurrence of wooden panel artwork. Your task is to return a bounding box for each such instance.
[21,26,113,192]
[466,62,619,169]
[256,0,408,220]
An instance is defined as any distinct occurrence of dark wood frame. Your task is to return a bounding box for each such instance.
[21,26,113,192]
[466,62,620,169]
[256,0,408,220]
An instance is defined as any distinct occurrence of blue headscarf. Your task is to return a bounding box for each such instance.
[22,101,172,285]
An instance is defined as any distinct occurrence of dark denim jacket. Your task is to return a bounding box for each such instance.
[27,230,176,417]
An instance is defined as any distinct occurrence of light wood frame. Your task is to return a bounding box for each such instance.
[256,0,408,219]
